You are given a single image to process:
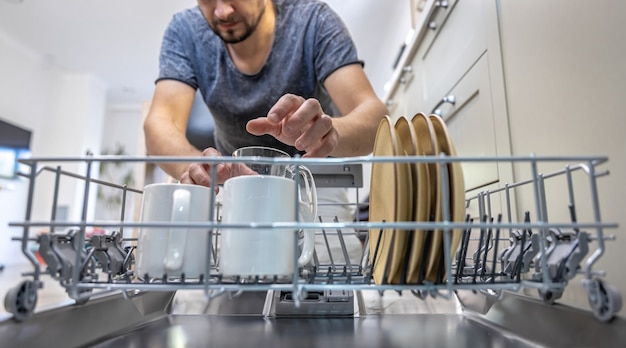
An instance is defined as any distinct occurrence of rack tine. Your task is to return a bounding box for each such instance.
[480,217,494,280]
[320,216,336,270]
[514,212,532,282]
[489,214,503,283]
[334,216,352,269]
[365,225,385,284]
[382,231,396,285]
[455,215,473,283]
[471,215,488,284]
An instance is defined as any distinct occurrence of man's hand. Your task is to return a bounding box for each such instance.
[178,147,232,187]
[245,94,339,157]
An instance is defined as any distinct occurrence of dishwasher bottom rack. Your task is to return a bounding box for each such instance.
[3,154,621,322]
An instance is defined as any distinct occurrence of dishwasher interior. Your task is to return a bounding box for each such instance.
[1,154,625,347]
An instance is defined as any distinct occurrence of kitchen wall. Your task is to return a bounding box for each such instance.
[497,0,626,316]
[0,31,107,265]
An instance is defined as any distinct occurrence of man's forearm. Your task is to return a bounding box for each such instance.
[144,117,202,180]
[331,99,387,157]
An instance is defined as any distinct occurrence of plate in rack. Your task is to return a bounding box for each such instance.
[427,114,465,282]
[368,116,412,284]
[385,116,418,284]
[409,113,440,283]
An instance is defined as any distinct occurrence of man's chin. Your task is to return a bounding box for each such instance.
[221,35,246,44]
[220,30,252,44]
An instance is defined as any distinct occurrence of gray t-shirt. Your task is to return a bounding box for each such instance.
[157,0,362,156]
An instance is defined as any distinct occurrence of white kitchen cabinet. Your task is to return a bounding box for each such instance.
[416,0,486,112]
[384,0,514,195]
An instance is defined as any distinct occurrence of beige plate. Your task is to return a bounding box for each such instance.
[368,116,412,285]
[428,114,466,281]
[410,113,440,283]
[386,116,417,284]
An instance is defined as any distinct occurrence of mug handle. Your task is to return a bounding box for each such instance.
[289,165,317,267]
[164,189,191,272]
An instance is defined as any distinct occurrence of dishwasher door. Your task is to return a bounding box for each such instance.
[1,289,625,347]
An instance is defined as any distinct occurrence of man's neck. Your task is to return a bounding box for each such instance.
[226,0,276,75]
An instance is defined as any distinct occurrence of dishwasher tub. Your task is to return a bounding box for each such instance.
[1,289,625,347]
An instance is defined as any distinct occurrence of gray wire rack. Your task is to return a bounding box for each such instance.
[3,154,621,322]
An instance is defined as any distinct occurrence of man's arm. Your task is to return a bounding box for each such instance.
[143,79,200,180]
[324,64,388,157]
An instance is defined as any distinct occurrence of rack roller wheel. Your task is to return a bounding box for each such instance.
[587,278,622,322]
[4,280,38,322]
[538,288,563,305]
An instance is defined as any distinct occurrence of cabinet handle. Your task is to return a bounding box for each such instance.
[431,95,456,117]
[428,1,449,31]
[400,66,413,84]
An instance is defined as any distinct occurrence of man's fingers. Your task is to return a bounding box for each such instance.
[179,171,194,184]
[267,94,304,123]
[294,114,333,150]
[246,117,281,137]
[201,147,221,157]
[301,126,338,158]
[187,163,211,186]
[281,98,323,137]
[247,95,338,157]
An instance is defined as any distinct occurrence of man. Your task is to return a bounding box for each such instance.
[144,0,387,185]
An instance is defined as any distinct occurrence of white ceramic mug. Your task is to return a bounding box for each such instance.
[135,183,212,279]
[219,175,316,277]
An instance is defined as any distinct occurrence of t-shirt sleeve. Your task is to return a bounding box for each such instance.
[157,14,199,89]
[313,5,363,83]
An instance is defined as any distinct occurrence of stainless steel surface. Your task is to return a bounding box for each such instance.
[1,287,625,347]
[0,291,174,347]
[1,290,620,347]
[469,292,626,347]
[90,314,536,348]
[202,291,268,315]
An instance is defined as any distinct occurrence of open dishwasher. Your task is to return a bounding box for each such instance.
[1,153,625,347]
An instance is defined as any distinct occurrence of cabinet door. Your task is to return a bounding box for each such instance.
[418,0,488,111]
[435,54,499,191]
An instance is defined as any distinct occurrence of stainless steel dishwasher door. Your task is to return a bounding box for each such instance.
[2,290,626,347]
[89,314,535,348]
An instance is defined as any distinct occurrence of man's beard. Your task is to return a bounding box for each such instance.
[210,5,266,44]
